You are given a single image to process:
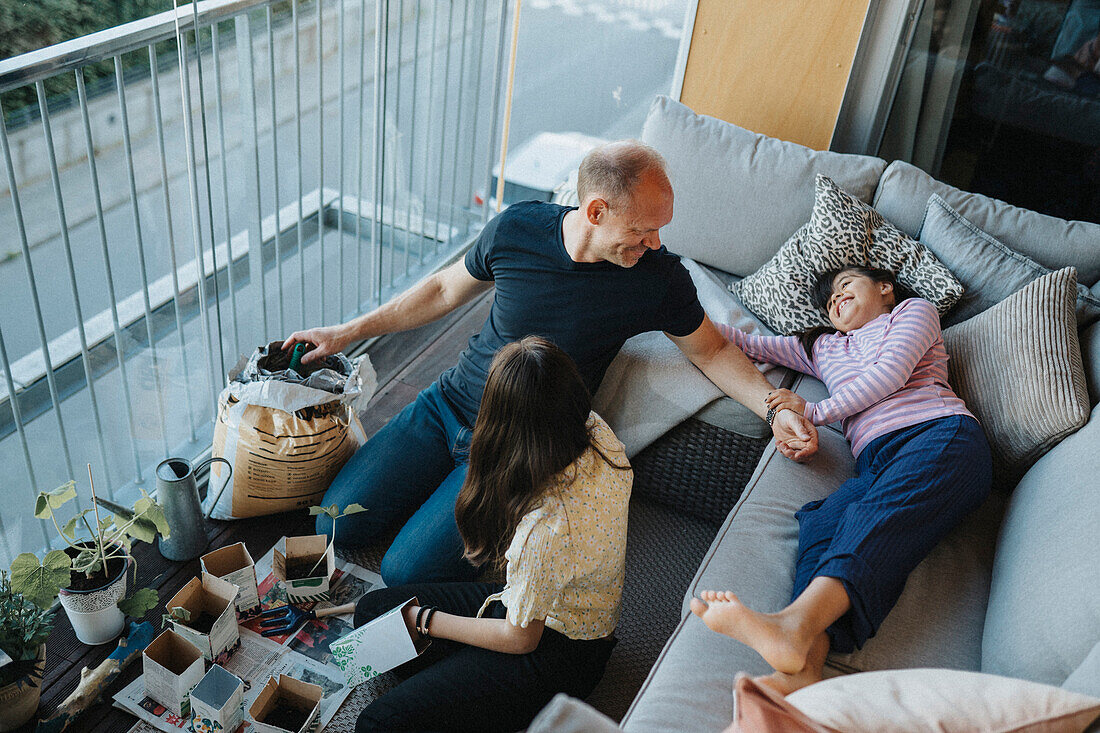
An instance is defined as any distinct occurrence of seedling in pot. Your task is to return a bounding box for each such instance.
[9,465,165,644]
[304,503,367,577]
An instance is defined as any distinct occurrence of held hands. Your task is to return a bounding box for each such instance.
[281,324,351,365]
[765,388,806,417]
[769,402,818,463]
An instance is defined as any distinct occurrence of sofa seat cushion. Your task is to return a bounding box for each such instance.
[981,404,1100,687]
[873,160,1100,286]
[639,96,886,278]
[623,374,1002,731]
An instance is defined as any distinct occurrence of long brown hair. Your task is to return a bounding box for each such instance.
[454,336,594,568]
[797,265,914,359]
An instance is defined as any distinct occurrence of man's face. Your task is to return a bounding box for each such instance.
[591,172,674,268]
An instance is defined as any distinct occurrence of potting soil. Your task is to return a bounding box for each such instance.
[260,702,311,732]
[285,554,326,581]
[179,611,219,635]
[64,548,127,592]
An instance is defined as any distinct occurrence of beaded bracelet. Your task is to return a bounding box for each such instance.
[422,607,438,638]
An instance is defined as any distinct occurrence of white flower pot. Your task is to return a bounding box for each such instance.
[58,553,131,646]
[0,644,45,731]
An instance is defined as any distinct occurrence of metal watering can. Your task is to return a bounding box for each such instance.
[155,456,232,561]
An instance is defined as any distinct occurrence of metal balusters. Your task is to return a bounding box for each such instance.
[389,0,405,289]
[36,81,106,498]
[149,44,199,444]
[446,0,471,243]
[0,101,79,495]
[483,0,511,224]
[432,1,456,254]
[235,13,268,343]
[76,68,145,487]
[294,0,306,328]
[173,11,222,413]
[113,58,171,463]
[0,324,51,547]
[356,0,368,310]
[371,0,388,306]
[337,0,346,318]
[187,2,229,382]
[465,2,488,217]
[405,0,422,273]
[419,1,441,261]
[211,23,242,351]
[317,0,326,322]
[266,6,286,336]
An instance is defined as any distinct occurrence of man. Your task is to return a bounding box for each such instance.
[283,140,818,585]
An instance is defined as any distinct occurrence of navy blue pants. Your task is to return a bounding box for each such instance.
[791,415,992,653]
[315,382,477,586]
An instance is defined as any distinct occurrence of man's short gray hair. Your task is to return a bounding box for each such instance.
[576,141,667,210]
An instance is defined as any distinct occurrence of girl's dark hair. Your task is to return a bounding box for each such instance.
[797,266,915,358]
[454,336,594,568]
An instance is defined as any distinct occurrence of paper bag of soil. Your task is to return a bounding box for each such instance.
[206,341,377,520]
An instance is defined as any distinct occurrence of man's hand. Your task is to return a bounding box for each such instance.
[282,324,352,365]
[772,408,818,463]
[765,388,806,418]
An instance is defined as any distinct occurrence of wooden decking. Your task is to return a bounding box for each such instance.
[29,292,493,733]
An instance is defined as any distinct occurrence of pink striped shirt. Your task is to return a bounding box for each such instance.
[719,298,974,458]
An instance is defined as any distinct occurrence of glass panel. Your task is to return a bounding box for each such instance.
[879,0,1100,224]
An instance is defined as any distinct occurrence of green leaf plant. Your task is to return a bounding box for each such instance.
[306,503,367,575]
[0,570,53,688]
[161,605,191,630]
[10,464,168,621]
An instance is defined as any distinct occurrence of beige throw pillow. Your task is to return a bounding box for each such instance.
[784,668,1100,733]
[943,267,1090,489]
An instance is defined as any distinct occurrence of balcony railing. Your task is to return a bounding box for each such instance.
[0,0,508,561]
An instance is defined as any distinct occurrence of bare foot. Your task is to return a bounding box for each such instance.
[752,632,829,696]
[690,590,811,675]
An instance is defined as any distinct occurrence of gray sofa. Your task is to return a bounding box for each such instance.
[534,96,1100,731]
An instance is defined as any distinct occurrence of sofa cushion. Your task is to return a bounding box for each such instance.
[623,373,999,732]
[872,160,1100,286]
[732,175,964,335]
[919,195,1100,328]
[1063,643,1100,699]
[639,96,886,277]
[943,268,1090,489]
[1084,321,1100,408]
[981,403,1100,686]
[786,669,1100,733]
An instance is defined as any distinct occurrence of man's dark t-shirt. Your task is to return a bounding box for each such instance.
[437,201,705,426]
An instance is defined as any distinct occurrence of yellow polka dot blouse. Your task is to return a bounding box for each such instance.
[476,412,632,640]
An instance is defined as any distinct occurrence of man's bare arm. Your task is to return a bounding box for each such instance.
[283,259,493,363]
[669,315,818,461]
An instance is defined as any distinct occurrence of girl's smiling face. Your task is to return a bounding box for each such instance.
[825,270,897,332]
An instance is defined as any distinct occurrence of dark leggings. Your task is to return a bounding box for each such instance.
[792,415,992,652]
[354,582,615,732]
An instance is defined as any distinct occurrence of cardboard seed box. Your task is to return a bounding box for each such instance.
[189,664,245,733]
[166,573,241,662]
[249,674,323,733]
[273,535,335,604]
[142,629,204,717]
[330,597,429,687]
[201,542,260,614]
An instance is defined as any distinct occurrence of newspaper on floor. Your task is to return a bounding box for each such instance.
[113,537,383,732]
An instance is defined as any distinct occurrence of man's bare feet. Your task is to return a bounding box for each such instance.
[752,632,829,696]
[689,590,812,675]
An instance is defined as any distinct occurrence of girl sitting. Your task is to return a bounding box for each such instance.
[353,335,631,732]
[692,265,992,695]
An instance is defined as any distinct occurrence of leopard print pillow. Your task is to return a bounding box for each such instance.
[732,175,964,335]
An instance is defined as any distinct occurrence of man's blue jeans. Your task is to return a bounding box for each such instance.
[316,381,477,586]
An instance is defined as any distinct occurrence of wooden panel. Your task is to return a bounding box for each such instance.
[680,0,870,150]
